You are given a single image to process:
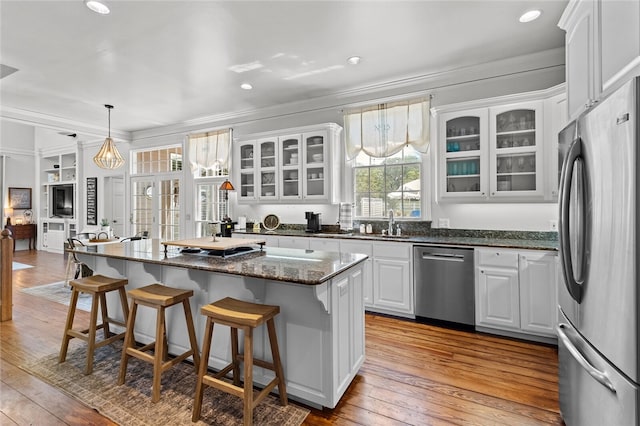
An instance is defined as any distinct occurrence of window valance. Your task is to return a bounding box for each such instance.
[344,98,430,159]
[187,128,232,175]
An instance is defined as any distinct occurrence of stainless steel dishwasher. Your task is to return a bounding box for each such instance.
[413,246,475,327]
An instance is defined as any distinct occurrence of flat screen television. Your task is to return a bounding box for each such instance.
[51,184,74,218]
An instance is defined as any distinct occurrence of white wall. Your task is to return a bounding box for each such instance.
[1,121,36,249]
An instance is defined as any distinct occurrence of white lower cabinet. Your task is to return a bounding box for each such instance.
[339,240,373,307]
[475,248,557,340]
[371,242,413,317]
[309,238,340,252]
[277,236,310,250]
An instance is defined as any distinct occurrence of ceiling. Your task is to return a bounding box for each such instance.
[0,0,568,137]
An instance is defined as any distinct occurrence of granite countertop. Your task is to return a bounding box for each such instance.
[234,229,559,251]
[69,239,368,285]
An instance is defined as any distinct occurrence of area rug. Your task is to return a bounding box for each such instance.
[21,341,309,426]
[12,261,33,270]
[20,281,92,312]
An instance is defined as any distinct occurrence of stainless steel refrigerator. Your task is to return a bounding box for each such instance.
[557,76,640,425]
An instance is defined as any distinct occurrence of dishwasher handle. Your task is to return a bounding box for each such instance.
[419,252,466,262]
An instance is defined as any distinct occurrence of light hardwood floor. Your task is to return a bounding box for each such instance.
[1,250,563,425]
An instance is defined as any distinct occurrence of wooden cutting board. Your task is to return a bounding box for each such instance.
[161,236,266,251]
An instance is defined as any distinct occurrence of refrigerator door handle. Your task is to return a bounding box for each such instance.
[557,324,616,393]
[559,138,583,303]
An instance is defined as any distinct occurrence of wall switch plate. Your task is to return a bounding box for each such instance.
[438,218,450,228]
[549,220,557,231]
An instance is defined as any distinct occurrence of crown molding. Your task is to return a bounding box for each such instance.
[0,106,131,141]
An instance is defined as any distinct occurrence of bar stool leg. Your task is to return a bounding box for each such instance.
[192,317,214,422]
[182,298,200,369]
[231,327,240,386]
[59,288,80,363]
[266,318,288,405]
[152,306,166,403]
[118,301,138,385]
[118,287,130,322]
[99,292,110,338]
[85,292,101,375]
[243,327,253,426]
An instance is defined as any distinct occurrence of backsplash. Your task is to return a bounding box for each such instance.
[251,220,557,241]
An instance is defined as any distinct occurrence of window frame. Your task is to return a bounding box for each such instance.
[352,145,424,220]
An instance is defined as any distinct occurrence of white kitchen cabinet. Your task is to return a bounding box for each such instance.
[371,241,413,317]
[234,123,342,204]
[488,101,544,199]
[476,250,521,330]
[339,240,373,307]
[277,236,309,250]
[234,140,257,201]
[559,0,640,121]
[475,248,558,340]
[433,85,564,203]
[519,252,558,336]
[438,108,489,200]
[309,237,340,252]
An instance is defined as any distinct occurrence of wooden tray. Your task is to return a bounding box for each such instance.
[161,236,266,251]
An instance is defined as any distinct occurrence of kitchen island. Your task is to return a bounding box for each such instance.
[69,238,367,409]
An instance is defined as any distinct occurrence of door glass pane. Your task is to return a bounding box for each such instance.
[158,178,180,240]
[446,116,480,152]
[131,180,153,236]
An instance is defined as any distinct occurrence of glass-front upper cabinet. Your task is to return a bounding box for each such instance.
[279,134,302,199]
[258,137,278,201]
[235,140,256,201]
[439,109,489,199]
[302,130,328,199]
[489,101,543,198]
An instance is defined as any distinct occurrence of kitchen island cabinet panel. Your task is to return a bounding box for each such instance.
[73,240,366,409]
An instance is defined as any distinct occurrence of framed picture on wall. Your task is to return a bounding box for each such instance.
[8,187,32,209]
[86,177,97,225]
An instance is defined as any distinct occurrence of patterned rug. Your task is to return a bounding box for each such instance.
[21,341,308,426]
[20,281,93,312]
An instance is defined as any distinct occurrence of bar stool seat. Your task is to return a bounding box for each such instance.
[59,274,129,375]
[192,297,287,426]
[118,284,200,403]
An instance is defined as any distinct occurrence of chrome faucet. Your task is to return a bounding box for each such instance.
[388,209,395,236]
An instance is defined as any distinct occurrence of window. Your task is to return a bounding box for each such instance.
[131,146,183,175]
[345,97,430,219]
[354,145,422,219]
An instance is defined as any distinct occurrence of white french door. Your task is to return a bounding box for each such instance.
[131,175,181,240]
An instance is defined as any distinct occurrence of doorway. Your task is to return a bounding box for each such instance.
[104,175,125,237]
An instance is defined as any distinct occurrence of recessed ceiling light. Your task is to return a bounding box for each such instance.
[85,0,110,15]
[347,56,361,65]
[519,10,542,23]
[240,83,253,90]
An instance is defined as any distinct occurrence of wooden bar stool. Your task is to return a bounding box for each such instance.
[59,274,129,375]
[192,297,287,426]
[118,284,200,403]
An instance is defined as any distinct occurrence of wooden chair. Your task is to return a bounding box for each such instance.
[118,284,200,403]
[59,274,129,374]
[192,297,287,426]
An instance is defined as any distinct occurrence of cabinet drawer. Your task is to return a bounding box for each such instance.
[477,249,518,268]
[373,241,411,259]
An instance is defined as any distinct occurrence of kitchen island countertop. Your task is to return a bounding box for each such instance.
[69,238,368,285]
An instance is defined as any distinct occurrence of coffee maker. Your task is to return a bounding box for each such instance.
[305,211,321,233]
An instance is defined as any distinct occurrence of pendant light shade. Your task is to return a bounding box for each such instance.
[94,104,124,169]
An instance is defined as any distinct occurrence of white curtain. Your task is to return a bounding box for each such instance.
[188,129,232,174]
[344,97,430,159]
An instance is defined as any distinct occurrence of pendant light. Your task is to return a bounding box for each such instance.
[93,104,125,169]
